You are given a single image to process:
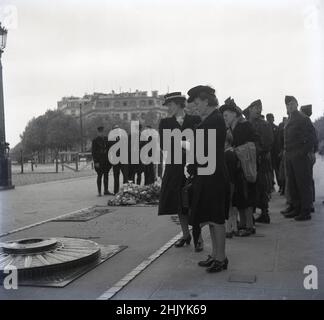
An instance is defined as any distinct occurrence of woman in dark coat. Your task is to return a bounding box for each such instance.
[187,85,230,273]
[220,98,257,237]
[158,92,201,249]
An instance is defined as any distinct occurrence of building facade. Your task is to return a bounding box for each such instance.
[57,90,168,122]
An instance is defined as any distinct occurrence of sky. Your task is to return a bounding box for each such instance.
[1,0,323,147]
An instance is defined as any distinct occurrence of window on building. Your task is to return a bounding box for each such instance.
[148,100,154,106]
[114,101,120,107]
[106,102,110,107]
[140,100,146,106]
[131,113,137,120]
[123,101,128,107]
[123,113,128,120]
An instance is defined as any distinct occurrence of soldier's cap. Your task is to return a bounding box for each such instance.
[187,85,215,103]
[248,99,262,109]
[219,97,242,116]
[266,113,274,118]
[300,104,312,116]
[242,107,250,118]
[162,92,186,106]
[285,95,298,105]
[97,126,104,132]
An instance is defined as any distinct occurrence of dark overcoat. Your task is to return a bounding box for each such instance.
[158,114,201,215]
[231,120,257,210]
[91,136,109,172]
[189,109,230,225]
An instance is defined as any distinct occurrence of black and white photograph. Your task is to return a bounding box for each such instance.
[0,0,324,306]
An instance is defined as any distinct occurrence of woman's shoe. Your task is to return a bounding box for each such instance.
[195,241,204,252]
[246,227,256,235]
[198,255,214,267]
[237,228,251,237]
[206,258,229,273]
[174,235,191,247]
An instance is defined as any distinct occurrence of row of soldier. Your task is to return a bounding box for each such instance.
[91,124,156,196]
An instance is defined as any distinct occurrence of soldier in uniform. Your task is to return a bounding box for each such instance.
[300,104,318,213]
[245,100,274,224]
[266,113,280,191]
[282,96,316,221]
[110,124,130,194]
[91,126,111,196]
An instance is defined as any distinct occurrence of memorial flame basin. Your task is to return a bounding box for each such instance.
[0,237,101,280]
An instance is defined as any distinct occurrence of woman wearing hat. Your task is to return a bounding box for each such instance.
[186,85,230,273]
[220,98,257,236]
[158,92,202,250]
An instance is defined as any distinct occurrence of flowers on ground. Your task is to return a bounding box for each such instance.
[108,179,161,206]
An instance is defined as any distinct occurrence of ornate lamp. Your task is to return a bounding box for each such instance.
[0,22,14,190]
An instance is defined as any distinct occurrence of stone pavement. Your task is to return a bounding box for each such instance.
[0,157,324,299]
[12,163,96,187]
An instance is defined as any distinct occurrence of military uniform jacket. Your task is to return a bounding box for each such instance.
[284,110,317,155]
[250,117,274,156]
[91,136,109,169]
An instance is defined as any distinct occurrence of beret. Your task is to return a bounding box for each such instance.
[187,85,215,103]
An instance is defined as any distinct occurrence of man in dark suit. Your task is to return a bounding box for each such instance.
[283,97,317,221]
[91,126,111,196]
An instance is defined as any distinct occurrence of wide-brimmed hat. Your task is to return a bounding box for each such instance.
[219,97,242,116]
[187,85,215,103]
[162,92,186,106]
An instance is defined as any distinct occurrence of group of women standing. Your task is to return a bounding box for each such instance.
[158,85,258,274]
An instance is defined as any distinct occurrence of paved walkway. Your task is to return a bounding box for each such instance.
[0,157,323,299]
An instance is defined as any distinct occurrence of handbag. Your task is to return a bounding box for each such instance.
[235,142,257,183]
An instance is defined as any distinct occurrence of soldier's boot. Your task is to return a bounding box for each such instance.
[284,207,300,218]
[294,209,312,221]
[280,205,294,215]
[255,210,270,224]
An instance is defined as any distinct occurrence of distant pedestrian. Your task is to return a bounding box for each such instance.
[91,126,111,196]
[109,125,129,194]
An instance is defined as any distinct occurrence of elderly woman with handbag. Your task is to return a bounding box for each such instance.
[220,97,257,237]
[186,85,230,273]
[158,92,203,251]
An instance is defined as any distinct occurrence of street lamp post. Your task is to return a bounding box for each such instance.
[0,22,14,190]
[79,103,84,153]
